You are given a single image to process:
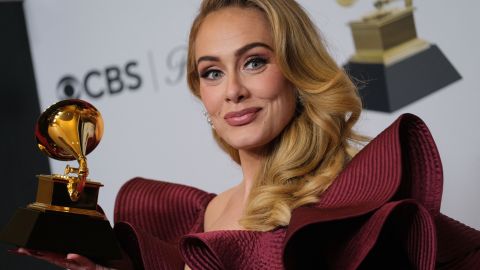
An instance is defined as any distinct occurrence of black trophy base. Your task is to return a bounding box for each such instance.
[344,44,461,112]
[0,207,122,261]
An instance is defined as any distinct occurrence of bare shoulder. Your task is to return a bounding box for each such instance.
[204,185,237,231]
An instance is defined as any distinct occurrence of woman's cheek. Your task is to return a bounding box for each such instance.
[247,72,287,99]
[200,91,222,117]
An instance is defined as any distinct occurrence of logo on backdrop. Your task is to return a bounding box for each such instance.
[165,45,187,86]
[56,46,187,100]
[57,60,142,100]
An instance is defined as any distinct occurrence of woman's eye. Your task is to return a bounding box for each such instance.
[244,57,267,71]
[201,69,224,80]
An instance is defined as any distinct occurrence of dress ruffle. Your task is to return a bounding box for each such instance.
[113,114,480,269]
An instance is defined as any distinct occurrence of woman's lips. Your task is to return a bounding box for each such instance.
[224,107,262,126]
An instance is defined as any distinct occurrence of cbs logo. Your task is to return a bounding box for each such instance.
[57,60,142,99]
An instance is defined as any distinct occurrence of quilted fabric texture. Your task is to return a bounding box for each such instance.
[113,114,480,269]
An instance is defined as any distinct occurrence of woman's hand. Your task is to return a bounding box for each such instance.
[11,248,130,270]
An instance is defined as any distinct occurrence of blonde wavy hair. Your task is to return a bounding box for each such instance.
[187,0,365,231]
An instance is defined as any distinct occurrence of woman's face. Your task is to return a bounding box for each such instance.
[195,7,296,152]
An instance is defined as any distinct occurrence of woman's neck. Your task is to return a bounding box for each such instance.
[237,148,265,202]
[202,148,266,232]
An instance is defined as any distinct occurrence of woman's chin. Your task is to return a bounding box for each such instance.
[229,140,270,154]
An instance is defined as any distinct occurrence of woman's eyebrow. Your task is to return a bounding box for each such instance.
[197,55,219,65]
[196,42,273,65]
[234,42,273,57]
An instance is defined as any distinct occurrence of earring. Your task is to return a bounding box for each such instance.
[202,109,215,129]
[296,90,305,113]
[297,93,304,105]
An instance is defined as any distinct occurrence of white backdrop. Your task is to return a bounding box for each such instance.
[23,0,480,229]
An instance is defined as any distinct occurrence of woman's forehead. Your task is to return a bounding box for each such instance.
[194,7,273,58]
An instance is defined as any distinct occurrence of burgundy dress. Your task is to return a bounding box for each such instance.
[113,114,480,269]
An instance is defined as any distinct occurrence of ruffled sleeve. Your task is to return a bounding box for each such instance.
[113,178,215,269]
[283,113,480,269]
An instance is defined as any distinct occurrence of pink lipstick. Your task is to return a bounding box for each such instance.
[224,107,261,126]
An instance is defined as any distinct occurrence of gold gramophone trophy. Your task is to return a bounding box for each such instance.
[339,0,461,112]
[0,99,122,260]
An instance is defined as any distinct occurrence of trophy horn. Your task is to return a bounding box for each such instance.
[35,99,103,201]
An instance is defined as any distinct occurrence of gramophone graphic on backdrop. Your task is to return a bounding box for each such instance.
[338,0,461,112]
[0,99,122,261]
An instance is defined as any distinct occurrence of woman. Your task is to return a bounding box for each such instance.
[15,0,480,269]
[186,0,363,233]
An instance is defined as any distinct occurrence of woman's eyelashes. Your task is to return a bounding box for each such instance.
[201,69,224,80]
[199,56,269,81]
[244,56,268,71]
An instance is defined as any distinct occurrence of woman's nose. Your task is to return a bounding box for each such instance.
[225,73,248,103]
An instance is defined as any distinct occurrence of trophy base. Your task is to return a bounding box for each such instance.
[0,207,122,261]
[344,44,461,112]
[28,202,105,218]
[35,174,103,215]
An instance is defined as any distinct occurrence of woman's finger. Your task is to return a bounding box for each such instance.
[12,248,77,269]
[11,248,115,270]
[16,248,65,259]
[66,253,97,269]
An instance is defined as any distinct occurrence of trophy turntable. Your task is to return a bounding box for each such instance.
[0,99,121,260]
